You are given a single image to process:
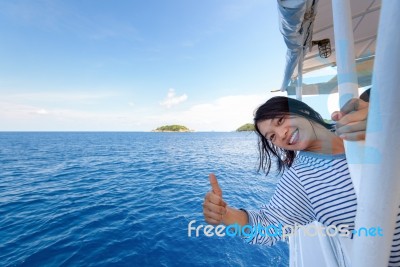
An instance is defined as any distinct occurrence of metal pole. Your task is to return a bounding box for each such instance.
[352,0,400,266]
[331,0,359,106]
[296,49,303,101]
[331,0,364,197]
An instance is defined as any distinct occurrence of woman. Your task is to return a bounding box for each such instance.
[203,96,399,266]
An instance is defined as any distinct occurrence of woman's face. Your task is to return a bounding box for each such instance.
[256,115,317,151]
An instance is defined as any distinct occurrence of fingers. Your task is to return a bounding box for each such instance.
[203,192,227,225]
[332,98,369,142]
[336,120,367,136]
[334,106,368,142]
[331,111,343,121]
[340,98,368,114]
[209,173,222,197]
[339,98,361,114]
[331,98,369,122]
[339,131,366,141]
[205,191,227,207]
[335,118,367,141]
[335,109,368,128]
[203,173,227,225]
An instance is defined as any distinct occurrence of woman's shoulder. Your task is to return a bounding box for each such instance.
[287,151,351,185]
[290,151,347,172]
[297,151,346,160]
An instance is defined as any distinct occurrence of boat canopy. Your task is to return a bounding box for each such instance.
[278,0,381,94]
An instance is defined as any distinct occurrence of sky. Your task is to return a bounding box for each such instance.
[0,0,341,131]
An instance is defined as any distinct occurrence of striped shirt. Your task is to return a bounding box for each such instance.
[244,151,400,266]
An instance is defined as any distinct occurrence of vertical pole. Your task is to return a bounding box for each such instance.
[296,49,303,101]
[331,0,358,106]
[352,0,400,266]
[332,0,364,198]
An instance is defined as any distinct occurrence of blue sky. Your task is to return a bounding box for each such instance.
[0,0,339,131]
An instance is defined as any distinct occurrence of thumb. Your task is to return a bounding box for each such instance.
[209,173,222,197]
[331,111,343,121]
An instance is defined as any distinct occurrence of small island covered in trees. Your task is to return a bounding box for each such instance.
[236,123,255,132]
[153,125,192,132]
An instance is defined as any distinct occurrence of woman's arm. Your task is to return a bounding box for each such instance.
[222,206,248,226]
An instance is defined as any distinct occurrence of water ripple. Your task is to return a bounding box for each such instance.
[0,132,288,266]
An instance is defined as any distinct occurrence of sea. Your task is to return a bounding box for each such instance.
[0,132,289,267]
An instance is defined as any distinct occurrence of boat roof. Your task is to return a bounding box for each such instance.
[278,0,381,94]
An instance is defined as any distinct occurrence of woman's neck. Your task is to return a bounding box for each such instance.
[305,125,345,155]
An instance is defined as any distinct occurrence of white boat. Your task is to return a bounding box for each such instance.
[275,0,400,266]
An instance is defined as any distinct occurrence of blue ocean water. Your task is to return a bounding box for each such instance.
[0,132,289,266]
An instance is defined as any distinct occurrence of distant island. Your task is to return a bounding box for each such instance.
[236,123,255,132]
[153,125,192,132]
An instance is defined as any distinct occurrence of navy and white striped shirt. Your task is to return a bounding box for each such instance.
[244,151,400,266]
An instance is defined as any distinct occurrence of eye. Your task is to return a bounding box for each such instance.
[278,116,284,125]
[269,134,275,142]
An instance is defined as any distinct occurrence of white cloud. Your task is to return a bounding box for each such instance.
[159,88,188,108]
[0,101,141,131]
[149,92,287,131]
[0,92,290,131]
[36,109,48,115]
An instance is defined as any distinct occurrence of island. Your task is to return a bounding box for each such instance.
[236,123,255,132]
[153,125,192,132]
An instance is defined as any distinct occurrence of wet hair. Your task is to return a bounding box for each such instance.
[254,96,334,175]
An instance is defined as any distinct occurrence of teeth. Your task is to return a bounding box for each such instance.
[289,129,298,145]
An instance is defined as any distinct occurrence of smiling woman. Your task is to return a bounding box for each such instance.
[202,96,400,265]
[202,96,399,265]
[253,96,340,174]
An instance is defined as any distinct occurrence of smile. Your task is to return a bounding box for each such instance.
[289,129,299,145]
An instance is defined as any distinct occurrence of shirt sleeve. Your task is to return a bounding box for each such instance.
[242,167,316,246]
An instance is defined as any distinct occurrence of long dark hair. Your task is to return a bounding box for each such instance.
[254,96,334,175]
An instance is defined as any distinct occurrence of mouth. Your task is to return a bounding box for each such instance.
[288,129,299,145]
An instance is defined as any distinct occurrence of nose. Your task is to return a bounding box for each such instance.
[277,127,288,141]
